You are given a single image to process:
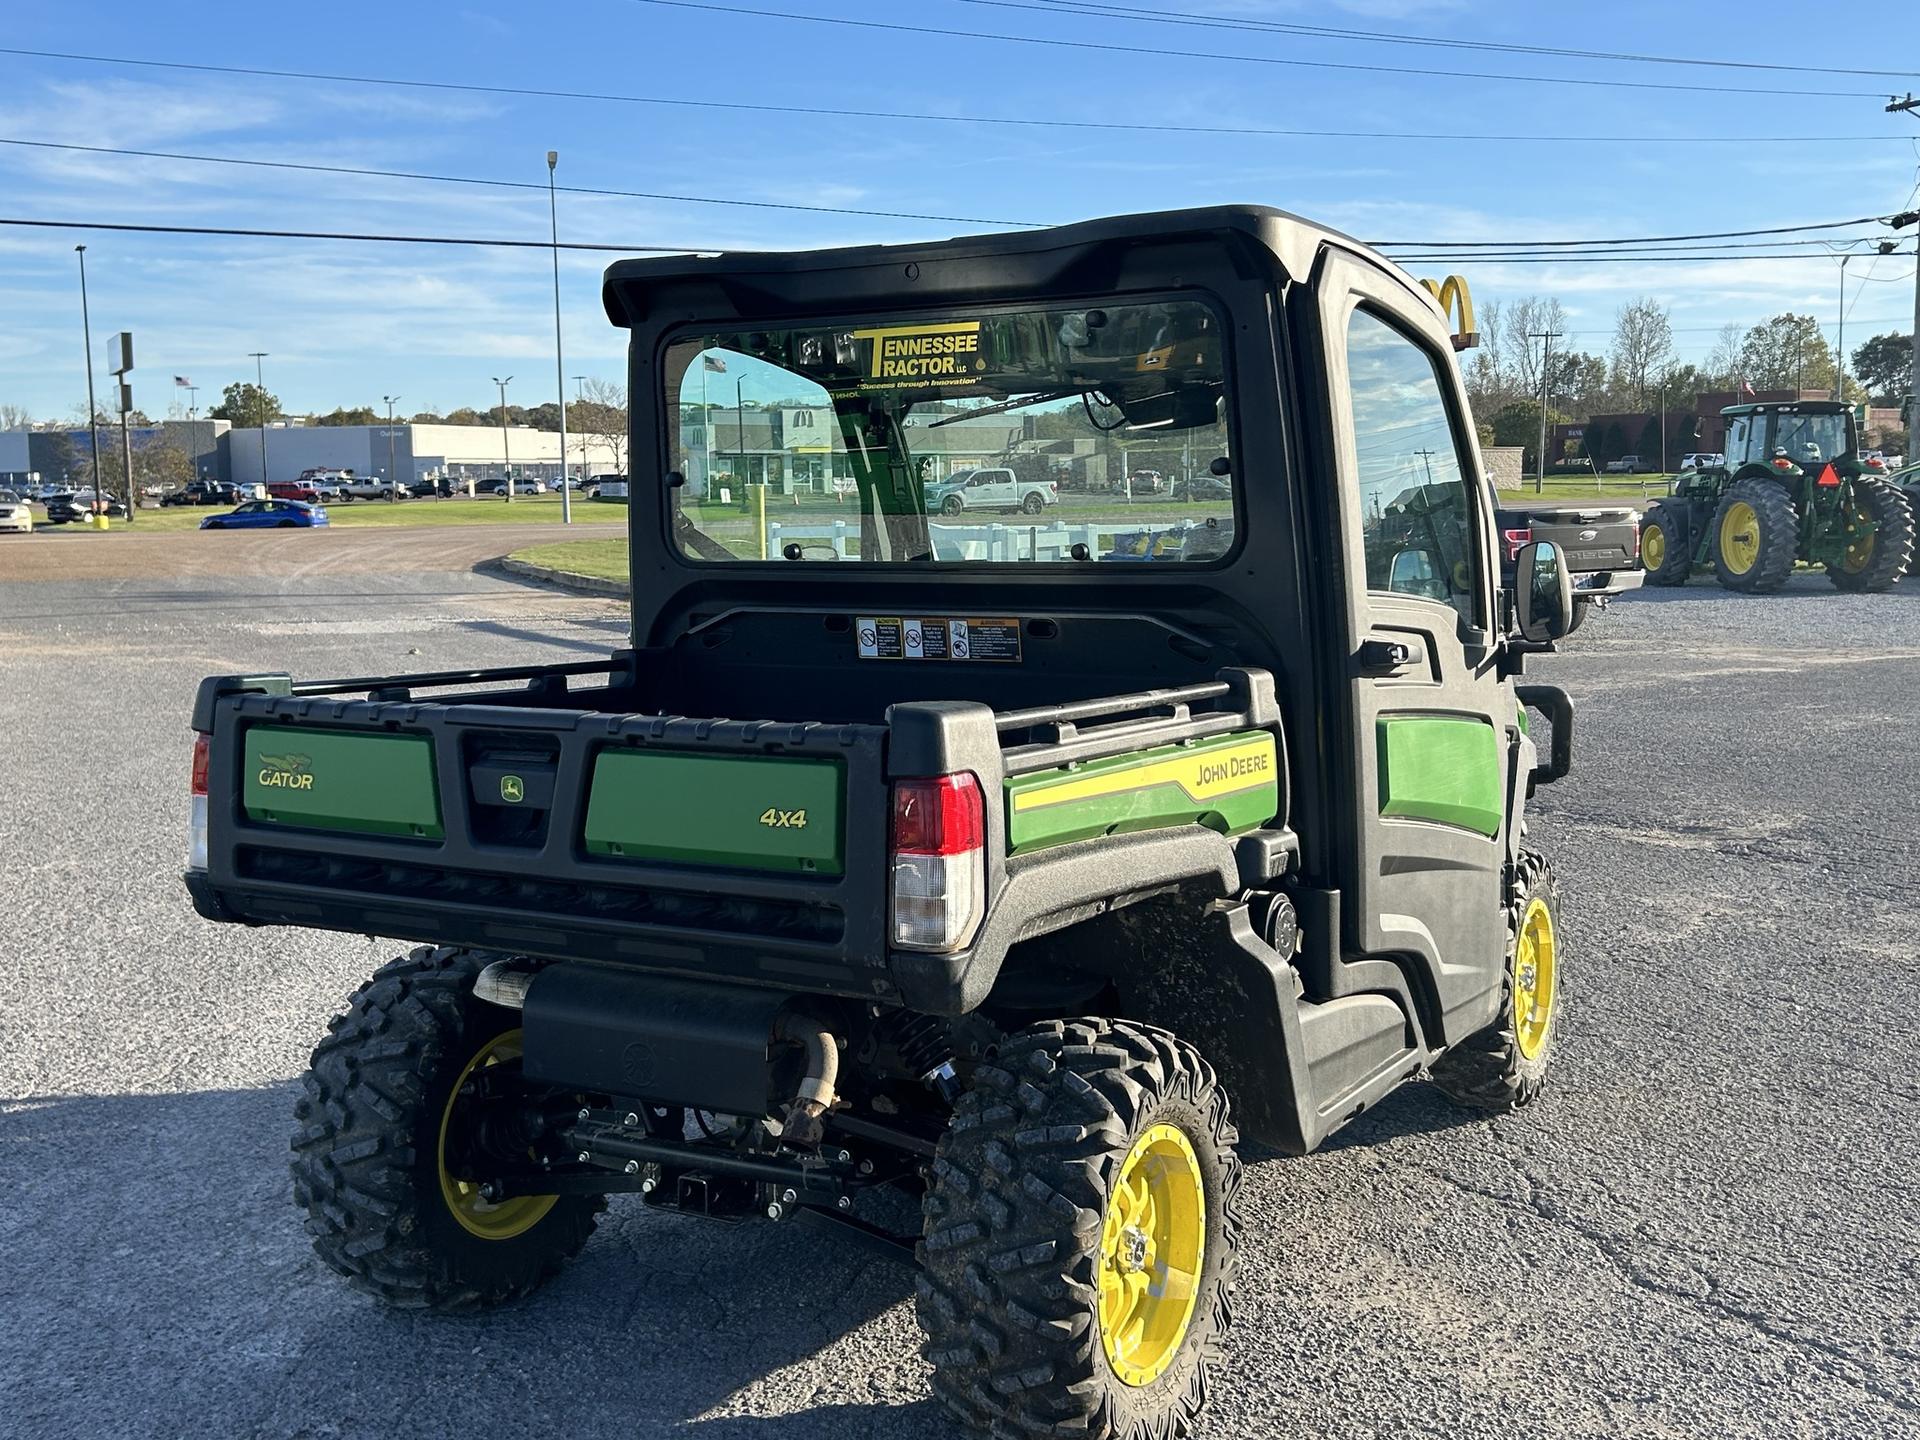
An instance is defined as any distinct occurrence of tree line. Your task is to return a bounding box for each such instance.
[1464,297,1910,469]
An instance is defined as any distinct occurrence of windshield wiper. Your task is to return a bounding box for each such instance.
[926,389,1081,427]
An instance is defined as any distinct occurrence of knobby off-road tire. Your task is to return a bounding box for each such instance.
[1639,502,1694,587]
[1711,478,1797,594]
[1432,850,1561,1114]
[291,945,601,1310]
[1826,476,1914,593]
[917,1019,1243,1440]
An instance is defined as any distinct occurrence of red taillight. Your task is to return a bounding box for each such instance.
[891,774,986,951]
[1773,456,1794,471]
[190,733,211,796]
[1630,520,1642,561]
[1502,526,1532,562]
[893,774,983,856]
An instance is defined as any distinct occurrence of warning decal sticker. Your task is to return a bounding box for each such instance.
[856,615,1022,662]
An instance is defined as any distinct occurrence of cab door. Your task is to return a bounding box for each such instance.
[1308,247,1512,1043]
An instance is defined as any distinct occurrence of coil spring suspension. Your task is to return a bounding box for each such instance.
[880,1012,963,1102]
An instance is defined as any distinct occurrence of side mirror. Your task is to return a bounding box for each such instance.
[1388,547,1448,602]
[1514,540,1575,643]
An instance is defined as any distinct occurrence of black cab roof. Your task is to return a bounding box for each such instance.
[600,204,1437,331]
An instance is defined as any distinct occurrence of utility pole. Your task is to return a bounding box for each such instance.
[249,352,270,485]
[493,376,514,503]
[572,374,589,486]
[383,394,401,501]
[1835,252,1852,405]
[547,150,571,525]
[112,331,135,524]
[1888,206,1920,444]
[1528,329,1561,492]
[75,246,103,510]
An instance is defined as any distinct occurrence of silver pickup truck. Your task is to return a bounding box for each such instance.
[923,466,1059,515]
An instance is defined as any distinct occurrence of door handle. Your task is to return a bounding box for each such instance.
[1358,636,1426,675]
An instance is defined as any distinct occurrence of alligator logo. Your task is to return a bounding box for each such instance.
[500,775,525,804]
[256,753,315,791]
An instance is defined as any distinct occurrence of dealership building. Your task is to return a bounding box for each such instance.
[0,420,619,489]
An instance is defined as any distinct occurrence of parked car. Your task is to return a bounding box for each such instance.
[1677,452,1725,472]
[0,494,32,533]
[485,478,547,496]
[587,473,627,500]
[1602,455,1646,475]
[162,480,246,507]
[1175,473,1233,503]
[43,492,128,524]
[266,480,326,504]
[200,499,329,529]
[923,467,1058,515]
[335,476,408,501]
[1126,468,1169,495]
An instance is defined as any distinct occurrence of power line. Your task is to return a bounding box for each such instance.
[999,0,1920,80]
[631,0,1889,99]
[0,46,1897,147]
[0,216,715,252]
[0,137,1039,227]
[4,215,1906,269]
[1383,237,1890,258]
[1376,216,1890,248]
[1391,252,1917,265]
[8,139,1899,255]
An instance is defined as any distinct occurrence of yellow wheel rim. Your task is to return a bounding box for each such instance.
[1097,1123,1206,1388]
[437,1029,558,1240]
[1719,501,1760,576]
[1840,519,1875,573]
[1512,898,1557,1061]
[1641,522,1666,571]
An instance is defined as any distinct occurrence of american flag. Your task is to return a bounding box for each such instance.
[174,375,192,387]
[702,354,727,373]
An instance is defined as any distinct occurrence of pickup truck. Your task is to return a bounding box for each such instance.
[1495,499,1643,628]
[923,466,1057,515]
[1603,455,1646,474]
[334,475,408,501]
[187,205,1583,1440]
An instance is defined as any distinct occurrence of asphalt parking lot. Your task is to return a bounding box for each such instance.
[3,533,1917,1439]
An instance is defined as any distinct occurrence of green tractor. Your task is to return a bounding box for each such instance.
[1640,400,1915,593]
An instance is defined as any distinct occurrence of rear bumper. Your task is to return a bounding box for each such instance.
[1573,568,1643,599]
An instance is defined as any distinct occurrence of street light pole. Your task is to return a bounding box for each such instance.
[547,150,571,525]
[493,375,514,504]
[249,351,270,485]
[383,394,400,501]
[75,246,103,507]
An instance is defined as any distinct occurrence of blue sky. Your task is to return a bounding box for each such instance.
[1,0,1917,422]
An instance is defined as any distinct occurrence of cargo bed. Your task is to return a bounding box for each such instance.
[187,656,1289,1012]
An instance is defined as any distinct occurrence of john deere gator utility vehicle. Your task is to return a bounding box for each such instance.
[184,206,1580,1440]
[1640,400,1915,593]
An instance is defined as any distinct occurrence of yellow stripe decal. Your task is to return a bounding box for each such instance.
[1011,735,1277,813]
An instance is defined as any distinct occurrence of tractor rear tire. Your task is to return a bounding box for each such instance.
[1432,850,1560,1113]
[1710,478,1797,594]
[1826,476,1914,593]
[290,945,601,1311]
[917,1019,1242,1440]
[1639,502,1694,587]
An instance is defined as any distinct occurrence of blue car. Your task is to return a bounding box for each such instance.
[201,499,329,530]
